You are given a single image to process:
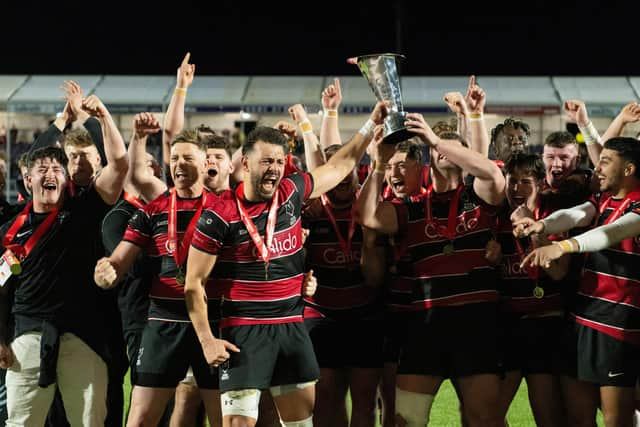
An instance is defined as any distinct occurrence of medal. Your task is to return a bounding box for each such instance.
[3,201,59,264]
[443,242,455,255]
[167,188,207,285]
[533,285,544,299]
[235,183,280,281]
[175,266,186,285]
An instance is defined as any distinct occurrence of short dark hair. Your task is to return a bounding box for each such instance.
[170,130,206,151]
[504,153,545,180]
[395,138,423,163]
[27,147,68,172]
[243,126,288,156]
[490,117,531,145]
[603,137,640,180]
[201,133,233,159]
[545,131,577,148]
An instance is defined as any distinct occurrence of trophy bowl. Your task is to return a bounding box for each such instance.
[352,53,413,144]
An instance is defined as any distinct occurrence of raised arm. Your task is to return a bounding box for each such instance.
[83,95,129,205]
[354,126,399,235]
[464,75,490,158]
[602,102,640,143]
[405,113,505,205]
[30,102,74,153]
[288,104,324,170]
[309,101,386,198]
[320,78,342,148]
[128,113,167,203]
[163,53,195,177]
[565,100,601,166]
[62,80,107,164]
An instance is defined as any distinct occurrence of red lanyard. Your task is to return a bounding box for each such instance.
[424,184,464,240]
[320,194,356,254]
[2,202,59,260]
[235,183,280,265]
[167,188,206,268]
[123,191,145,210]
[513,206,540,280]
[393,187,427,261]
[599,191,640,225]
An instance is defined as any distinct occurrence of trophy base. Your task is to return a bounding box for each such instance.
[383,128,414,145]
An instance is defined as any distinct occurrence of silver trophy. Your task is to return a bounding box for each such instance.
[353,53,413,144]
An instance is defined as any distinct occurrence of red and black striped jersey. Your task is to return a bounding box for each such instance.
[573,191,640,345]
[123,190,219,322]
[301,198,378,320]
[495,200,564,318]
[191,173,314,329]
[393,184,499,309]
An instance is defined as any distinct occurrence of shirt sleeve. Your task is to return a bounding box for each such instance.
[123,207,152,249]
[288,172,314,203]
[574,211,640,253]
[191,201,230,255]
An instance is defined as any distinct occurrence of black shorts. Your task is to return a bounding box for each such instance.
[382,311,410,364]
[499,315,565,375]
[305,316,384,369]
[219,322,320,393]
[135,320,219,389]
[564,321,640,387]
[398,303,501,379]
[123,327,144,384]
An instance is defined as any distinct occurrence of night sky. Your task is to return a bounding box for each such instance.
[3,4,636,77]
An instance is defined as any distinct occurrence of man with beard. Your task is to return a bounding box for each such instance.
[94,129,226,426]
[302,144,382,427]
[184,103,385,427]
[515,137,640,427]
[0,108,128,425]
[356,115,505,426]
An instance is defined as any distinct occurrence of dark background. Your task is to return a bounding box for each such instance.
[3,3,636,76]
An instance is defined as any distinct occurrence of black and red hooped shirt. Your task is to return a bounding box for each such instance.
[191,173,314,329]
[572,190,640,345]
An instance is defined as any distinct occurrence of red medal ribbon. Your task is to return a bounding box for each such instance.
[235,183,280,266]
[320,194,356,255]
[513,206,541,280]
[425,184,464,240]
[2,202,59,260]
[167,188,207,269]
[123,191,145,210]
[393,187,427,261]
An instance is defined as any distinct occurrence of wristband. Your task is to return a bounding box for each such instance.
[553,239,575,254]
[578,121,601,146]
[324,109,338,118]
[358,119,376,138]
[372,160,387,174]
[468,112,483,121]
[299,120,313,134]
[174,87,188,97]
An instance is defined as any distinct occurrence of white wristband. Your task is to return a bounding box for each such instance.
[578,121,602,146]
[358,119,376,138]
